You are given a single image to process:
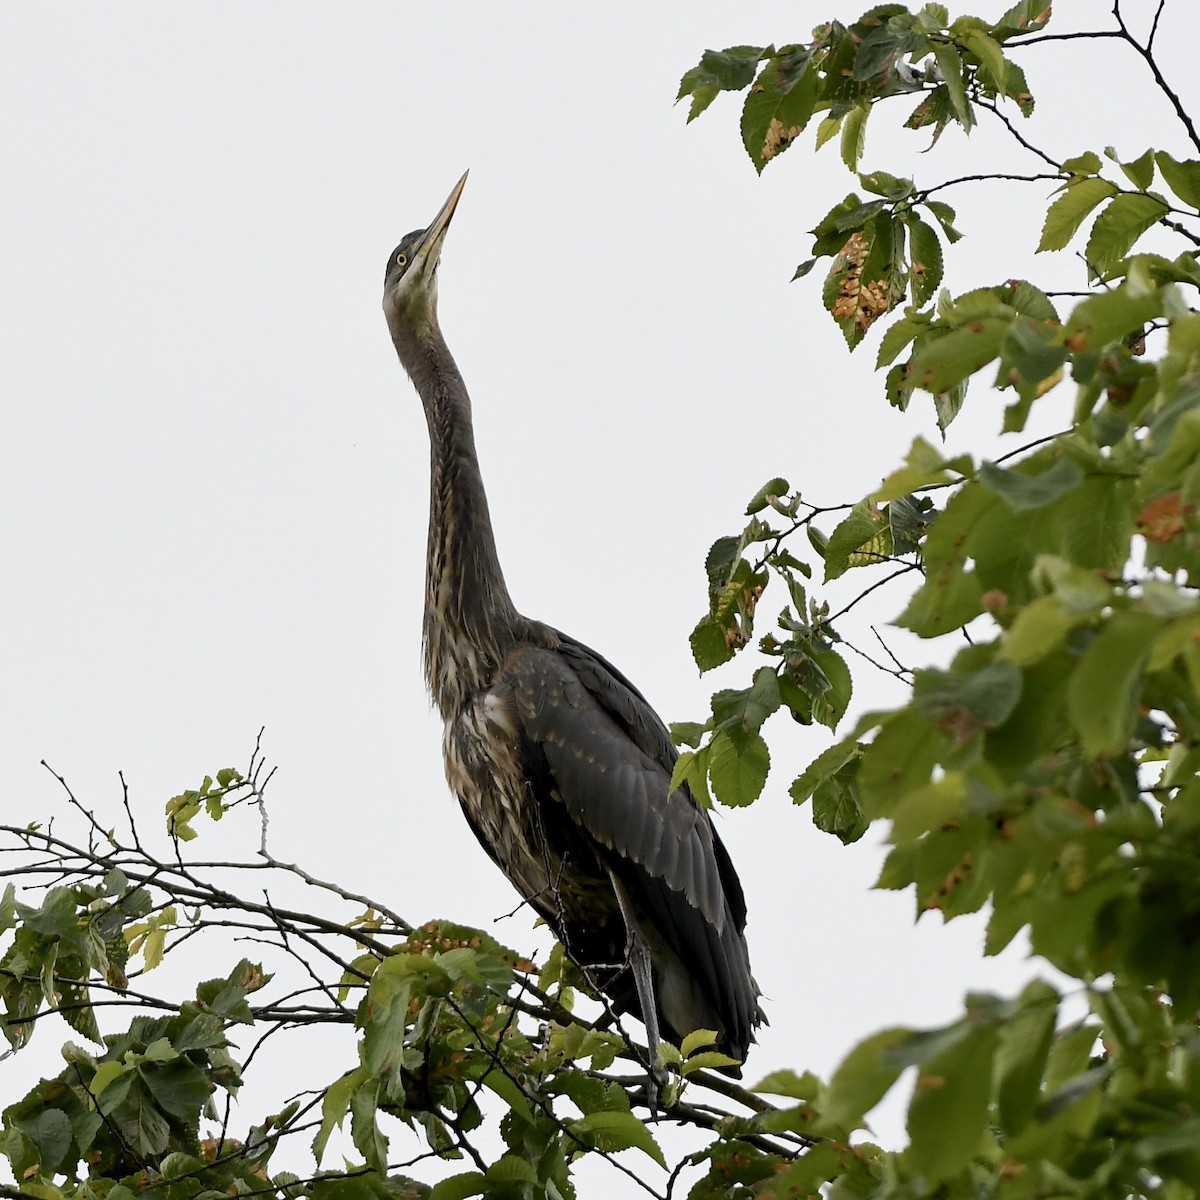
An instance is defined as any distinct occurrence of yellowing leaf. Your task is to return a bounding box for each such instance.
[90,1060,128,1098]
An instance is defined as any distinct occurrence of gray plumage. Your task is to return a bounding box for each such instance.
[382,173,764,1064]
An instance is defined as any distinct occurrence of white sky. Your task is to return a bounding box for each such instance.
[2,2,1192,1193]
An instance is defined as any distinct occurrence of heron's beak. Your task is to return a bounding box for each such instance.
[411,171,468,283]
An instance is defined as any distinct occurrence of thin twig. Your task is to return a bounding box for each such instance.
[827,564,922,623]
[1113,0,1200,153]
[920,170,1063,199]
[976,98,1061,169]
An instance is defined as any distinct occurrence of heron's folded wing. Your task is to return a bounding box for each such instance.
[500,642,759,1050]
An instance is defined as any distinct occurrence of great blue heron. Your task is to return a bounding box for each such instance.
[382,172,764,1069]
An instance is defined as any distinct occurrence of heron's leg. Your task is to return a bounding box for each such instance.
[607,871,662,1110]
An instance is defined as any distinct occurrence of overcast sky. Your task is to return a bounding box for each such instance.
[2,1,1193,1191]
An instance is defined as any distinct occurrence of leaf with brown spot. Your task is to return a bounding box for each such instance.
[1138,491,1189,543]
[822,215,904,348]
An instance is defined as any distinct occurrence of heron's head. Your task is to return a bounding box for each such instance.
[382,171,468,331]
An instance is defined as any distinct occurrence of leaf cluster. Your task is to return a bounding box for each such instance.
[0,760,814,1200]
[671,1,1200,1198]
[8,4,1200,1198]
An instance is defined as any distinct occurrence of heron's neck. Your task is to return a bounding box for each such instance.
[394,320,521,716]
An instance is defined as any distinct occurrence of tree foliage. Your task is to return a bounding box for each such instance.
[7,3,1200,1197]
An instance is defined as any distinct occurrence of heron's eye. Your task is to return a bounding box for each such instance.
[396,251,408,268]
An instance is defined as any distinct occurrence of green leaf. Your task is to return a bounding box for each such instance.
[678,46,764,107]
[1038,178,1118,252]
[350,1080,387,1175]
[568,1110,666,1167]
[996,980,1059,1133]
[859,708,943,818]
[994,0,1052,38]
[741,50,820,173]
[690,617,735,673]
[840,103,869,172]
[924,199,963,243]
[908,217,943,307]
[1061,151,1102,175]
[824,1027,912,1131]
[708,729,770,807]
[810,650,853,730]
[932,41,973,129]
[812,192,887,243]
[873,434,963,501]
[907,316,1010,398]
[745,476,790,514]
[1155,152,1200,208]
[814,113,842,151]
[977,457,1084,511]
[932,379,968,432]
[670,721,707,749]
[487,1155,540,1186]
[712,668,782,733]
[479,1069,534,1124]
[897,562,983,639]
[913,660,1022,741]
[860,170,914,202]
[824,499,890,581]
[680,1028,719,1059]
[790,739,861,804]
[997,317,1068,430]
[907,1025,999,1182]
[1118,148,1155,191]
[813,770,868,845]
[764,1143,851,1195]
[877,311,933,369]
[428,1174,487,1200]
[313,1068,363,1164]
[1064,283,1164,353]
[1058,474,1135,570]
[141,1037,177,1063]
[905,85,956,143]
[15,1110,72,1176]
[669,747,710,806]
[0,883,15,937]
[1067,612,1160,757]
[139,1057,212,1122]
[23,887,78,937]
[754,1067,821,1101]
[125,1083,171,1157]
[851,20,914,82]
[889,774,967,844]
[158,1152,204,1181]
[1002,596,1085,666]
[963,29,1007,90]
[89,1060,128,1099]
[1085,191,1169,277]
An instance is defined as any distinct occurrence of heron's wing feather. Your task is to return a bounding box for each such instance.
[551,632,677,767]
[550,631,749,931]
[499,639,758,1050]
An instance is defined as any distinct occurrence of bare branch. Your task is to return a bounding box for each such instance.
[976,99,1061,169]
[1113,0,1200,153]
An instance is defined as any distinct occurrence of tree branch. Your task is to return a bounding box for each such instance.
[1113,0,1200,154]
